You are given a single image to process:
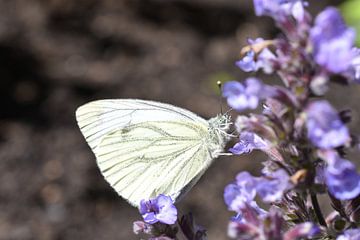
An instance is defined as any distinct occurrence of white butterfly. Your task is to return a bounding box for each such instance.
[76,99,231,207]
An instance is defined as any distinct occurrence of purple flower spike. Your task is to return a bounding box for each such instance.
[322,151,360,200]
[310,7,356,73]
[306,101,350,149]
[229,131,268,155]
[222,78,264,111]
[337,229,360,240]
[139,195,177,225]
[256,169,292,203]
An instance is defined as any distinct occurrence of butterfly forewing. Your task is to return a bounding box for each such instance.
[76,99,214,207]
[76,99,207,150]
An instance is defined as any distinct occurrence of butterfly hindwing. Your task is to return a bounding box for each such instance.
[95,120,211,206]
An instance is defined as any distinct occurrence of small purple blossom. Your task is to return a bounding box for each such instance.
[222,78,265,111]
[224,172,257,211]
[306,101,350,149]
[225,169,291,210]
[229,131,268,155]
[254,0,277,17]
[321,151,360,200]
[337,229,360,240]
[139,195,177,225]
[283,222,320,240]
[256,169,292,202]
[236,38,276,73]
[256,47,277,74]
[227,203,262,239]
[290,0,306,22]
[253,0,306,22]
[133,221,154,235]
[236,50,257,72]
[310,7,356,73]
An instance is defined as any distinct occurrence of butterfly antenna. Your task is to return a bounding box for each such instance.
[224,108,233,115]
[217,80,223,114]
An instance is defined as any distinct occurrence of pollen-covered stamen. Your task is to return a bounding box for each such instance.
[240,39,275,58]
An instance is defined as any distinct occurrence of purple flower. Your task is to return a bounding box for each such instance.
[337,229,360,240]
[306,101,350,149]
[139,195,177,225]
[227,205,263,239]
[229,131,268,155]
[284,222,320,240]
[256,47,277,74]
[225,169,291,210]
[290,0,306,22]
[227,204,261,239]
[256,169,292,202]
[236,50,257,72]
[310,7,356,73]
[224,172,257,211]
[229,209,319,240]
[222,78,265,111]
[321,151,360,200]
[133,221,154,235]
[236,38,276,73]
[253,0,306,22]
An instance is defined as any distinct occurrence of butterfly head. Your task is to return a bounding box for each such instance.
[207,114,232,156]
[209,113,231,132]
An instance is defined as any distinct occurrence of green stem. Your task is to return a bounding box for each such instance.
[311,193,327,227]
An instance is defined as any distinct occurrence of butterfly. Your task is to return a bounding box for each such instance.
[76,99,231,207]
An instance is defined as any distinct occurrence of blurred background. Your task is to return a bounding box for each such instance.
[0,0,358,239]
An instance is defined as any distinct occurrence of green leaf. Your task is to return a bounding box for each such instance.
[340,0,360,46]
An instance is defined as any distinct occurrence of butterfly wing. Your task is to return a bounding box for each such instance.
[76,99,214,207]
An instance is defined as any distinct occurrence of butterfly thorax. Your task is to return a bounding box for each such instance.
[206,114,232,158]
